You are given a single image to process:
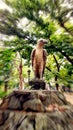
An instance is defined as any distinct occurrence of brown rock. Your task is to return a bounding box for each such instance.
[23,99,45,112]
[0,98,9,109]
[8,96,21,110]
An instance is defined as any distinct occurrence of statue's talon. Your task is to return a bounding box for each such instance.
[40,78,43,80]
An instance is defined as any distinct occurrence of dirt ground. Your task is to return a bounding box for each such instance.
[64,93,73,104]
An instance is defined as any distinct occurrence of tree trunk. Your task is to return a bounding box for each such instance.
[53,55,60,90]
[4,76,8,92]
[4,81,8,92]
[55,76,59,90]
[19,59,23,90]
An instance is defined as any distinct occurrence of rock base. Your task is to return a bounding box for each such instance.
[0,90,73,130]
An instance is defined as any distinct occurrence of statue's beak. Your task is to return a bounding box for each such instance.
[43,40,47,44]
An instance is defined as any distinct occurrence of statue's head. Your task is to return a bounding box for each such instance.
[37,38,47,46]
[37,39,47,48]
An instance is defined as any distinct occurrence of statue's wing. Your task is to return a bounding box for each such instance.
[43,49,47,73]
[31,49,36,67]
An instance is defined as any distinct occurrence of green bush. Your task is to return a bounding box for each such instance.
[0,91,8,99]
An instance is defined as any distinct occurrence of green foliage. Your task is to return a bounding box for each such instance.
[50,33,73,55]
[0,49,14,75]
[0,91,7,98]
[45,53,73,87]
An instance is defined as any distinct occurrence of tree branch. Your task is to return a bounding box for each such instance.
[48,44,73,65]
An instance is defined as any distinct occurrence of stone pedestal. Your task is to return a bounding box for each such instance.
[0,90,73,130]
[29,79,46,89]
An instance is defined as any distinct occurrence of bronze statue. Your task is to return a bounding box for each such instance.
[31,38,47,79]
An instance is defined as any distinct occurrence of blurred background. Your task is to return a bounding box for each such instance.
[0,0,73,97]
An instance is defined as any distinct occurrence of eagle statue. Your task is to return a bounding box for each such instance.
[31,38,47,79]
